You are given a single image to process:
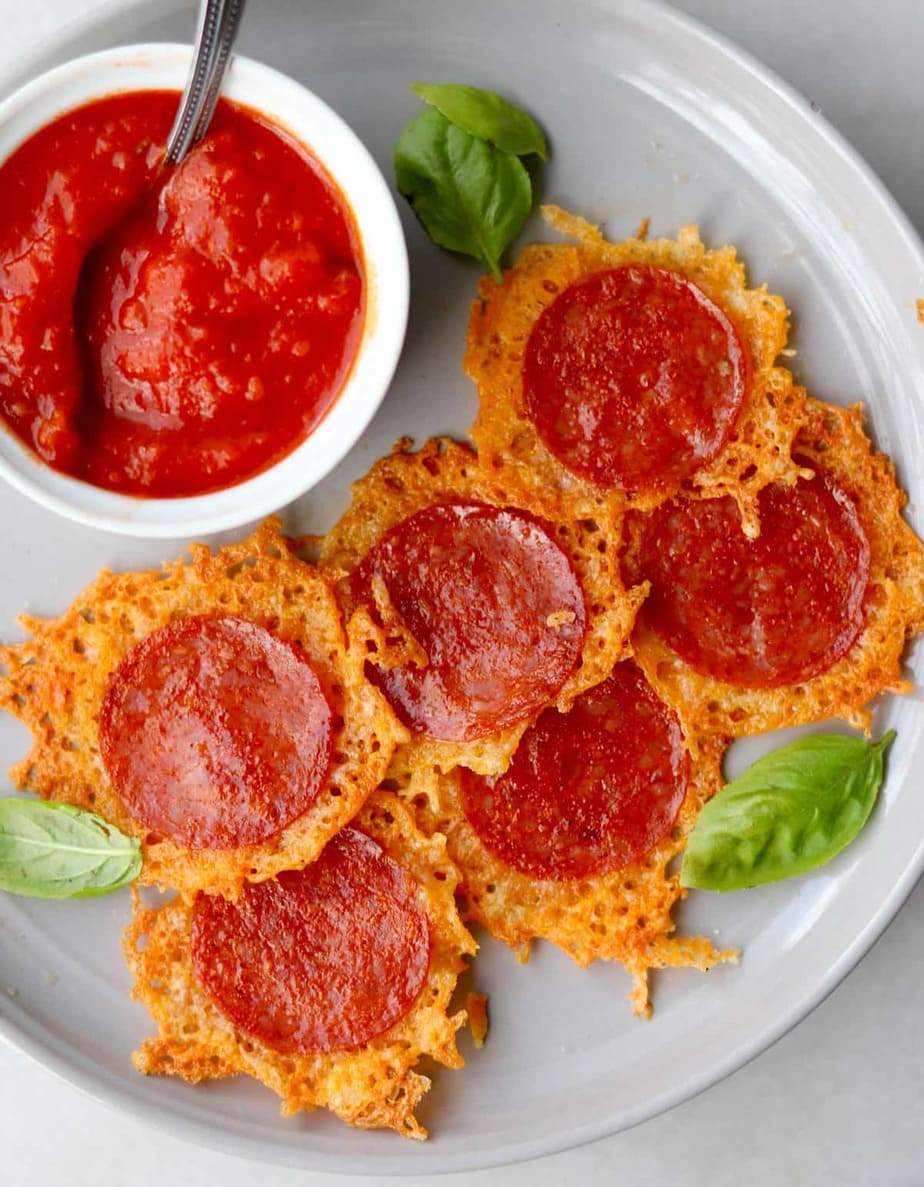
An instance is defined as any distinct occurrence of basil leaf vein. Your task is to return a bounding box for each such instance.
[410,82,548,159]
[0,799,142,899]
[680,731,895,892]
[395,108,531,282]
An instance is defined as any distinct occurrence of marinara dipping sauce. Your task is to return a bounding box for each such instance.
[0,90,364,496]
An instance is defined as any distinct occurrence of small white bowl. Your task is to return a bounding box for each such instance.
[0,44,409,537]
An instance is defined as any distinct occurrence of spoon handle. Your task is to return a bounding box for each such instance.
[164,0,247,167]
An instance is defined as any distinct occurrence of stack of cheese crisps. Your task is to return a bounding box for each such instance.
[1,207,922,1138]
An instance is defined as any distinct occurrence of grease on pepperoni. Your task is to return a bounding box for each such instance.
[190,827,431,1054]
[99,615,333,849]
[627,465,871,687]
[346,502,586,741]
[522,265,750,491]
[458,664,689,880]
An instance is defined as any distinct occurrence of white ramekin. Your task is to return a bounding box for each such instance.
[0,44,409,537]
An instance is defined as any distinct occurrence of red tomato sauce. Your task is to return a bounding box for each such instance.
[0,90,364,497]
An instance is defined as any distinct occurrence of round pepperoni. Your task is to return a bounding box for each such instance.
[191,828,431,1053]
[347,502,586,741]
[458,664,689,880]
[99,615,333,849]
[626,465,870,687]
[522,265,751,491]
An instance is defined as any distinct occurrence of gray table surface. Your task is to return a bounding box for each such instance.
[1,2,922,1184]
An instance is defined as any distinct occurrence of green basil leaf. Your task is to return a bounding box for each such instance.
[0,799,141,899]
[680,731,895,892]
[410,82,548,159]
[395,108,532,283]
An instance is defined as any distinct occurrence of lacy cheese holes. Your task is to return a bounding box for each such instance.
[629,466,871,687]
[190,828,431,1053]
[99,615,333,849]
[522,265,751,491]
[459,664,689,880]
[348,501,586,741]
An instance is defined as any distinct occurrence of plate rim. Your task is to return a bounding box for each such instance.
[1,0,923,1174]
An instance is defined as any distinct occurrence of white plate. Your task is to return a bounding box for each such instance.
[1,0,923,1175]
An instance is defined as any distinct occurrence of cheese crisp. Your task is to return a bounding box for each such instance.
[126,793,475,1140]
[0,521,407,896]
[396,729,736,1017]
[318,436,645,776]
[624,399,924,736]
[467,205,805,536]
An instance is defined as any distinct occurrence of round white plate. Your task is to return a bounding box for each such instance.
[1,0,922,1175]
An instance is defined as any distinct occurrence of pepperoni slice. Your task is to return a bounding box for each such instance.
[627,465,870,687]
[458,664,689,880]
[347,502,586,741]
[522,266,751,490]
[190,828,431,1053]
[99,615,333,849]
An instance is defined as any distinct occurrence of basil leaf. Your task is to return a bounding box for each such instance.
[410,82,548,159]
[0,799,141,899]
[681,731,895,892]
[395,108,532,283]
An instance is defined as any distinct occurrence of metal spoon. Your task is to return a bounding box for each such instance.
[164,0,248,168]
